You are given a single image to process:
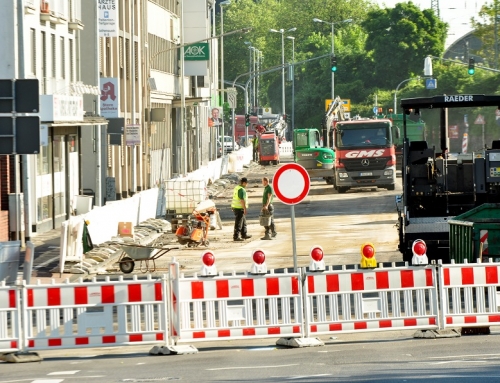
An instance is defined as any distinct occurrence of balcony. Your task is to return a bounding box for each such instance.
[40,0,58,23]
[69,0,84,30]
[25,0,36,14]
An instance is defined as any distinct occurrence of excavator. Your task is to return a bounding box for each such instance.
[293,97,345,184]
[322,96,346,147]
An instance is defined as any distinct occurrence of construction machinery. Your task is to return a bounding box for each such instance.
[396,94,500,262]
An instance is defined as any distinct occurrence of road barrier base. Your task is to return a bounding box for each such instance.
[461,327,490,336]
[413,329,461,339]
[0,352,43,363]
[149,345,198,356]
[276,337,324,348]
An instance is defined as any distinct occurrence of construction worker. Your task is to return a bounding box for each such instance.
[231,177,252,242]
[261,177,277,240]
[252,135,259,162]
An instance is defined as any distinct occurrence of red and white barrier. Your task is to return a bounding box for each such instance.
[0,283,21,353]
[439,260,500,328]
[303,264,439,336]
[22,275,168,351]
[169,261,303,343]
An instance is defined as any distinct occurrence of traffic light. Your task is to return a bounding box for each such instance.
[330,55,337,72]
[468,58,475,75]
[245,113,250,127]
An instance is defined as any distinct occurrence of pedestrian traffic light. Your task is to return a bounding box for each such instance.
[330,55,337,72]
[468,58,475,75]
[245,113,250,126]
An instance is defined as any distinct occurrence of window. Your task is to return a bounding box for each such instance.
[69,39,74,82]
[37,195,52,222]
[105,37,111,76]
[51,34,56,78]
[125,38,130,80]
[30,28,36,75]
[37,139,51,175]
[60,37,65,79]
[53,136,62,172]
[41,31,46,92]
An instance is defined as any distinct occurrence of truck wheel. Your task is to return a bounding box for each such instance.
[387,184,396,191]
[338,186,348,194]
[325,177,334,185]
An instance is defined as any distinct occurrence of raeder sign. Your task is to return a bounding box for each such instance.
[184,43,209,61]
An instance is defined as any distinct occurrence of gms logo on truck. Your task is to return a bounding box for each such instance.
[345,150,385,158]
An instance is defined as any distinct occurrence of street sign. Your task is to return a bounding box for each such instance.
[325,99,332,111]
[0,79,39,113]
[226,87,237,109]
[372,107,378,114]
[474,114,485,125]
[425,78,437,90]
[273,163,310,205]
[326,99,351,112]
[0,116,40,154]
[342,99,351,112]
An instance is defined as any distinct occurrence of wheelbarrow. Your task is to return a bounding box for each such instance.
[116,244,178,274]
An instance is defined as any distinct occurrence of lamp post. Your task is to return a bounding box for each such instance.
[220,1,230,146]
[269,27,296,115]
[244,41,253,112]
[255,49,263,112]
[286,36,295,132]
[394,76,420,115]
[313,18,352,99]
[250,47,260,112]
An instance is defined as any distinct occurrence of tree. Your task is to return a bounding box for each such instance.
[470,2,500,69]
[362,2,447,89]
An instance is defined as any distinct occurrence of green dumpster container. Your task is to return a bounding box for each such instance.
[449,203,500,263]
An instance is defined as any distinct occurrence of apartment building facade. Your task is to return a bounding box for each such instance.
[0,0,216,238]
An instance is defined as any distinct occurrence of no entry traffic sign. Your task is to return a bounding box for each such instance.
[273,163,310,205]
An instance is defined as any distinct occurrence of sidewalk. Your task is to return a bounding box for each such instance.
[24,161,261,284]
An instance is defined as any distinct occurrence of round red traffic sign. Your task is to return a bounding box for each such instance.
[273,163,310,205]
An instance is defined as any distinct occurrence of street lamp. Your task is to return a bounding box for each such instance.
[313,18,352,99]
[249,47,260,112]
[269,27,296,115]
[244,41,253,112]
[394,76,420,115]
[286,36,295,132]
[220,1,230,147]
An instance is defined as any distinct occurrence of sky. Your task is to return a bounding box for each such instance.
[374,0,491,48]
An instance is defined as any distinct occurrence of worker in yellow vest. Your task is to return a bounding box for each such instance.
[231,177,252,241]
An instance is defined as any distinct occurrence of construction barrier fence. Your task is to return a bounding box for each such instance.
[439,260,500,328]
[304,265,439,337]
[2,260,500,356]
[169,262,303,343]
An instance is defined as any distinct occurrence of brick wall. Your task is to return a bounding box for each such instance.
[0,155,11,240]
[0,211,9,241]
[0,155,10,210]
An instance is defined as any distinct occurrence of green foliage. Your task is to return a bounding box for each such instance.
[362,2,447,88]
[220,0,500,132]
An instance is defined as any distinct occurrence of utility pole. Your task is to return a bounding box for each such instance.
[495,0,498,69]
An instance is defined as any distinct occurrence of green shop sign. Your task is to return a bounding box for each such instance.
[184,43,209,61]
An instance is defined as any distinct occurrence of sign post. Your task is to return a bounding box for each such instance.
[273,163,311,271]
